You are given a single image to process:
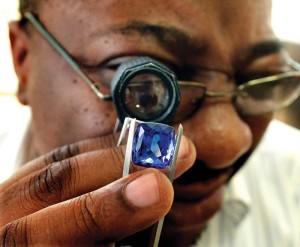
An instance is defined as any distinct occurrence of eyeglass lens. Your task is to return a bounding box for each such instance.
[236,75,300,115]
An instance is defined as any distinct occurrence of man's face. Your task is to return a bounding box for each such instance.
[16,0,286,240]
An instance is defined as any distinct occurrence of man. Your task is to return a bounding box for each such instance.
[0,0,299,246]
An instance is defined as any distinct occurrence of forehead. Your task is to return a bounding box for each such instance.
[37,0,274,70]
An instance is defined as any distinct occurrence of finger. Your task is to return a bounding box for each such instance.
[0,169,174,246]
[0,146,125,225]
[3,133,120,188]
[4,132,194,190]
[1,135,195,225]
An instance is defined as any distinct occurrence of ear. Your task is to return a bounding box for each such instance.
[9,21,31,105]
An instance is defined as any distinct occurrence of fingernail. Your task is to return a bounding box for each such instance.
[177,135,190,159]
[124,173,160,208]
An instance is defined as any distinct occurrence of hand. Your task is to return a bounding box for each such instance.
[0,133,195,246]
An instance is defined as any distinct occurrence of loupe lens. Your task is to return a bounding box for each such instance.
[123,73,170,120]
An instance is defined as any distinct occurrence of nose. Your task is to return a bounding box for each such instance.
[183,99,253,169]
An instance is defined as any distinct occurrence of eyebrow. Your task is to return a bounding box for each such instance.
[109,21,207,55]
[239,40,284,65]
[99,22,285,71]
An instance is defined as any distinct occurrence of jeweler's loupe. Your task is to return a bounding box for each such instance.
[111,57,181,123]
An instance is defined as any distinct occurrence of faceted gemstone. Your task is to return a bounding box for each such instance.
[132,122,176,169]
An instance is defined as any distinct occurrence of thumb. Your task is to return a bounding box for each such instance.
[0,169,174,246]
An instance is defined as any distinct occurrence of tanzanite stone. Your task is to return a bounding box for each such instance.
[132,122,176,169]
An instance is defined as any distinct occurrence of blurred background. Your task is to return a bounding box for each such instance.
[0,0,299,128]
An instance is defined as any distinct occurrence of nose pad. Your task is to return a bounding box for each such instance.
[184,101,253,169]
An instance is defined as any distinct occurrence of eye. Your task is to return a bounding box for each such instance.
[82,56,182,91]
[104,56,139,70]
[236,72,263,85]
[235,57,290,86]
[78,56,138,89]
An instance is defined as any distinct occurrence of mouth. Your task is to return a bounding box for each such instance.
[173,154,250,201]
[176,160,234,183]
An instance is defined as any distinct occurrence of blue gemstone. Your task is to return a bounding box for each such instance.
[132,122,176,169]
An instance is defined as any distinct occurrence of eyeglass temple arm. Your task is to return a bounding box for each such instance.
[178,80,238,98]
[23,12,111,100]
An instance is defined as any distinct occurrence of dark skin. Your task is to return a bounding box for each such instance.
[0,0,289,246]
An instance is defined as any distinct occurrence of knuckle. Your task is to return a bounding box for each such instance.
[73,193,116,244]
[44,143,80,165]
[0,219,29,247]
[73,194,103,237]
[0,184,24,225]
[27,158,79,205]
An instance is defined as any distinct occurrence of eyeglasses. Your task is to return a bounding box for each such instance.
[23,12,300,123]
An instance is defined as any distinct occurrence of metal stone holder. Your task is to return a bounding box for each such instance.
[117,117,183,247]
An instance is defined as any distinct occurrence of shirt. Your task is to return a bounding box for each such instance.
[195,120,300,247]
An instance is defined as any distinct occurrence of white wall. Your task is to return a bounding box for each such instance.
[272,0,300,44]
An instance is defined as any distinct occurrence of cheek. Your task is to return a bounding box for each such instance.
[28,68,116,154]
[242,113,273,148]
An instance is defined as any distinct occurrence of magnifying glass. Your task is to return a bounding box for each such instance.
[111,57,181,123]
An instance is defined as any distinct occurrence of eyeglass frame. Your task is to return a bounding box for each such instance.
[22,12,300,122]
